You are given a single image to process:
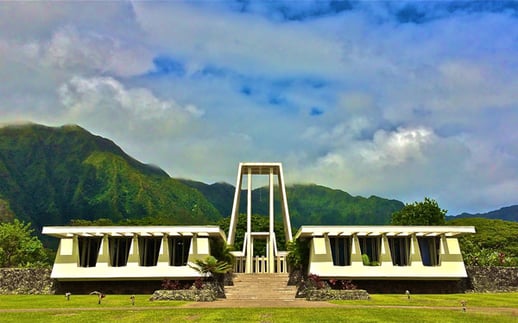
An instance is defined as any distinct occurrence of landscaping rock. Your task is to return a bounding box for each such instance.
[305,289,370,301]
[149,287,217,302]
[0,268,54,294]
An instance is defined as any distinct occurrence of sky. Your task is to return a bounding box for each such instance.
[1,1,517,215]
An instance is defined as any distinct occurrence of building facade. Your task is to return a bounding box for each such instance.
[42,162,476,294]
[42,226,226,293]
[295,225,475,280]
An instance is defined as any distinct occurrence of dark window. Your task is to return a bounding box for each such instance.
[138,237,162,266]
[418,237,441,266]
[388,237,411,266]
[168,237,191,266]
[329,237,351,266]
[78,237,102,267]
[358,236,381,265]
[109,237,132,267]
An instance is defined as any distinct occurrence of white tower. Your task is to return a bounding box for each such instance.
[227,162,293,273]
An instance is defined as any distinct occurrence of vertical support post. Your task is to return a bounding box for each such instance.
[278,164,293,242]
[158,234,169,265]
[246,168,253,273]
[268,167,275,273]
[228,163,244,245]
[380,234,393,267]
[97,234,110,267]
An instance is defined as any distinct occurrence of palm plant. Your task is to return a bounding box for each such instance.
[190,256,232,278]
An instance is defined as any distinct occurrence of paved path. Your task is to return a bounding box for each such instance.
[182,298,339,308]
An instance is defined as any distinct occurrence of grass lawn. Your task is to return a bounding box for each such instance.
[0,293,516,322]
[330,292,518,308]
[0,294,187,309]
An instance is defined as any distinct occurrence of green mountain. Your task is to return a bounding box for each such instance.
[178,180,405,227]
[452,205,518,222]
[178,180,236,218]
[0,124,221,231]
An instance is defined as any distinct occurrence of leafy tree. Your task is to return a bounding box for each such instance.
[190,256,233,278]
[218,214,289,256]
[390,197,446,225]
[0,219,48,267]
[209,237,235,266]
[448,217,518,266]
[0,199,15,223]
[286,239,310,271]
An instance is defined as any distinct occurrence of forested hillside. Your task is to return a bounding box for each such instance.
[179,180,405,227]
[453,205,518,222]
[447,217,518,265]
[1,123,515,239]
[0,124,220,231]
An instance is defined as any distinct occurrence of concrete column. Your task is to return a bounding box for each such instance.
[158,234,169,265]
[127,234,140,267]
[268,167,275,273]
[246,168,253,273]
[228,163,243,245]
[410,234,424,267]
[350,234,363,265]
[380,234,393,267]
[96,234,110,267]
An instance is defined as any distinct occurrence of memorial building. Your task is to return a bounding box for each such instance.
[43,162,475,293]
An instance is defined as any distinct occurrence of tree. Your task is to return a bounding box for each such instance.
[0,219,48,267]
[0,199,15,223]
[190,256,233,278]
[217,214,288,256]
[390,197,446,225]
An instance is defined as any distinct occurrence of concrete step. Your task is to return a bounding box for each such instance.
[225,273,296,300]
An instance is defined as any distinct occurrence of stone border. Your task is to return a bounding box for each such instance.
[2,266,517,295]
[305,289,370,301]
[0,268,54,294]
[466,266,518,292]
[149,288,217,302]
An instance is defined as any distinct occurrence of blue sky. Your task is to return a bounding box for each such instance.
[1,1,517,215]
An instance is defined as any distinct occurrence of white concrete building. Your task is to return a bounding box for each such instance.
[295,225,475,280]
[42,226,225,281]
[42,162,475,293]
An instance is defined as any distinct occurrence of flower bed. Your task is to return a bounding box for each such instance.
[149,280,222,302]
[305,288,370,301]
[149,287,217,302]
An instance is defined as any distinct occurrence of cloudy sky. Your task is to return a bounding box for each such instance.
[1,1,517,215]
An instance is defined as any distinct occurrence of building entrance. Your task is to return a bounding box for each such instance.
[227,163,293,273]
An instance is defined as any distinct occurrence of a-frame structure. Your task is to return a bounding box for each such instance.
[227,162,293,273]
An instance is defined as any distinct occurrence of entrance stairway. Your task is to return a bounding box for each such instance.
[225,273,297,301]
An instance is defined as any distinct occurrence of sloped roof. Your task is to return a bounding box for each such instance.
[295,225,475,239]
[42,225,226,240]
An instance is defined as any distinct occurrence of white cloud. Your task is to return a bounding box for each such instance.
[0,1,517,215]
[58,76,203,139]
[42,26,153,77]
[131,2,345,79]
[360,127,436,166]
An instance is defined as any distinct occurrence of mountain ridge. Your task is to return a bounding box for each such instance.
[0,123,220,231]
[0,123,516,235]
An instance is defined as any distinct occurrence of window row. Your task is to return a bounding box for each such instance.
[77,236,191,268]
[329,236,441,267]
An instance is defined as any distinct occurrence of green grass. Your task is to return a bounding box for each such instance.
[330,292,518,308]
[0,307,515,323]
[0,294,187,309]
[0,293,516,322]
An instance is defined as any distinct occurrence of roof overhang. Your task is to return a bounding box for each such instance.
[294,225,476,239]
[239,162,282,175]
[42,226,227,240]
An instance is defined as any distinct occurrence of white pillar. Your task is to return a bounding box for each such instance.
[268,167,275,273]
[228,163,243,245]
[246,168,253,273]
